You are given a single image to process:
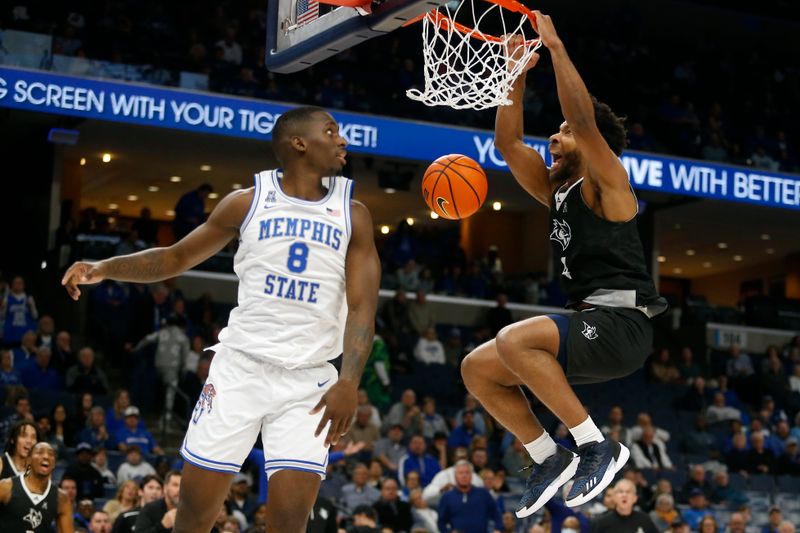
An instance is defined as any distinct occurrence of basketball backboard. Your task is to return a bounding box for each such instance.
[266,0,447,73]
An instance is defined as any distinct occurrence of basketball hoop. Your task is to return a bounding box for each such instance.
[406,0,541,110]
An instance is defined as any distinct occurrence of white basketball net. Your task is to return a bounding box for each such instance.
[406,0,542,110]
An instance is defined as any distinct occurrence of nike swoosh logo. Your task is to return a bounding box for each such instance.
[436,197,450,217]
[317,379,331,388]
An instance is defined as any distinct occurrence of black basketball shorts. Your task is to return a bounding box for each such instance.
[554,306,653,385]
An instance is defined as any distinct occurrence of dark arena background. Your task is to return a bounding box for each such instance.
[1,0,799,532]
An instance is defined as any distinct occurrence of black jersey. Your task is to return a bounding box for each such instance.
[550,179,667,316]
[1,453,23,480]
[0,475,59,532]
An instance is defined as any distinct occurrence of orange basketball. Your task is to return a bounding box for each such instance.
[421,154,488,220]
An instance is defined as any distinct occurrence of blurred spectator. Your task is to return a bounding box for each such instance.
[402,470,422,499]
[1,419,38,479]
[706,392,742,425]
[409,289,435,336]
[367,459,386,490]
[448,409,481,450]
[341,463,380,514]
[116,229,146,256]
[383,389,423,436]
[762,507,783,533]
[374,424,406,474]
[52,331,75,373]
[709,470,747,508]
[683,415,718,456]
[66,347,110,395]
[360,336,391,410]
[649,494,679,532]
[649,348,681,383]
[131,314,190,423]
[228,473,258,524]
[455,395,489,436]
[420,397,448,440]
[90,510,113,533]
[443,327,464,367]
[115,406,163,455]
[778,522,796,533]
[50,404,74,449]
[0,395,33,444]
[486,294,513,337]
[749,146,779,171]
[396,260,421,292]
[346,405,380,453]
[628,413,670,444]
[373,478,413,532]
[104,480,139,523]
[134,470,181,532]
[726,512,747,533]
[677,347,702,383]
[19,346,62,390]
[502,438,528,481]
[65,442,105,498]
[2,276,39,346]
[60,475,77,512]
[173,184,213,240]
[631,425,673,470]
[35,412,64,459]
[726,433,751,474]
[132,207,159,246]
[75,498,97,531]
[414,327,446,365]
[78,406,117,450]
[111,474,164,533]
[107,389,142,436]
[0,349,22,385]
[601,406,630,446]
[356,389,382,429]
[400,435,441,487]
[409,488,438,532]
[698,515,719,533]
[589,479,657,532]
[180,355,212,420]
[306,495,337,533]
[12,330,37,363]
[776,437,800,475]
[680,465,712,503]
[347,504,380,533]
[92,448,117,485]
[745,433,775,474]
[437,461,501,533]
[422,450,484,505]
[682,489,716,531]
[35,315,55,350]
[381,289,415,364]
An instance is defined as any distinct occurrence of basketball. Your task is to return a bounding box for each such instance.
[422,154,488,220]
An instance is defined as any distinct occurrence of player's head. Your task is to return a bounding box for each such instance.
[272,106,347,174]
[548,97,626,183]
[4,419,39,457]
[27,441,56,478]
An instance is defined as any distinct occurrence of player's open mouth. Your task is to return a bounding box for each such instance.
[337,153,347,165]
[551,153,562,169]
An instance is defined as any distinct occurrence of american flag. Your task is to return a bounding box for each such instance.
[296,0,320,25]
[326,207,341,216]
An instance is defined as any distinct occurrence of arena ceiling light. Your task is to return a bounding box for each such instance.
[200,164,212,171]
[108,203,118,210]
[492,201,502,211]
[430,211,439,219]
[102,153,112,163]
[80,158,86,166]
[170,176,182,182]
[686,249,695,256]
[703,262,711,268]
[766,248,775,254]
[657,256,666,263]
[166,210,175,216]
[148,186,160,192]
[231,183,242,190]
[208,193,219,199]
[406,217,415,226]
[673,268,682,274]
[761,233,771,240]
[127,195,138,201]
[380,225,390,234]
[717,242,728,249]
[733,255,743,262]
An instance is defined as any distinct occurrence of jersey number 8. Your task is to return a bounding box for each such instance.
[287,242,309,273]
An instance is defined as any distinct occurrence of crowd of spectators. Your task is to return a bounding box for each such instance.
[2,266,800,532]
[1,1,798,174]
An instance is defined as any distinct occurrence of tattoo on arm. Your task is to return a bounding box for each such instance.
[340,323,374,382]
[102,248,178,283]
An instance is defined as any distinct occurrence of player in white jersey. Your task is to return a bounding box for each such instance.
[62,106,381,533]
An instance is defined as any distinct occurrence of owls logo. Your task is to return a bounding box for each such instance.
[192,383,217,424]
[581,321,598,341]
[550,219,572,250]
[23,508,43,529]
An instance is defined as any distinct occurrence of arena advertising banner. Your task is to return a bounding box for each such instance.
[1,65,798,210]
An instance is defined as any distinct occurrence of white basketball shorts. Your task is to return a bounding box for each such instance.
[180,344,338,478]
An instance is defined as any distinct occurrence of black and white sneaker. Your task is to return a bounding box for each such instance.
[565,439,629,507]
[515,444,580,518]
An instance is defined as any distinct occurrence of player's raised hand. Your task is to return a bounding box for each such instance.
[61,261,106,300]
[504,34,539,73]
[310,380,358,447]
[532,11,562,49]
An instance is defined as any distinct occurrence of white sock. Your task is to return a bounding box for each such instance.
[570,416,605,447]
[524,432,557,464]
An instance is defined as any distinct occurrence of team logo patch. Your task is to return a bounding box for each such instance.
[581,321,598,340]
[264,190,277,207]
[550,219,572,250]
[23,508,43,529]
[192,383,217,424]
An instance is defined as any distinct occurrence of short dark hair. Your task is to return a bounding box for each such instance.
[140,474,163,489]
[164,469,182,485]
[592,96,627,156]
[4,420,39,454]
[271,106,328,164]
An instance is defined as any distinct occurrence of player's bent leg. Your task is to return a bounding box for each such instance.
[494,316,588,428]
[173,463,234,533]
[265,469,321,533]
[461,339,544,443]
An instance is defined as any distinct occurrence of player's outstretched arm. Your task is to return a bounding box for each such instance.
[62,189,252,300]
[57,488,76,533]
[495,35,550,207]
[535,12,629,194]
[311,200,380,446]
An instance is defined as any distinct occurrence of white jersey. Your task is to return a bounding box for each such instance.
[217,169,353,369]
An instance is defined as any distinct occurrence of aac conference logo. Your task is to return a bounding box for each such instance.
[0,77,7,100]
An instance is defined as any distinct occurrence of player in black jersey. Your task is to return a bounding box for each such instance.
[461,12,667,519]
[0,441,74,532]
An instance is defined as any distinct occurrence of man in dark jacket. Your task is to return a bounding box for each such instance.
[373,478,412,532]
[135,470,181,532]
